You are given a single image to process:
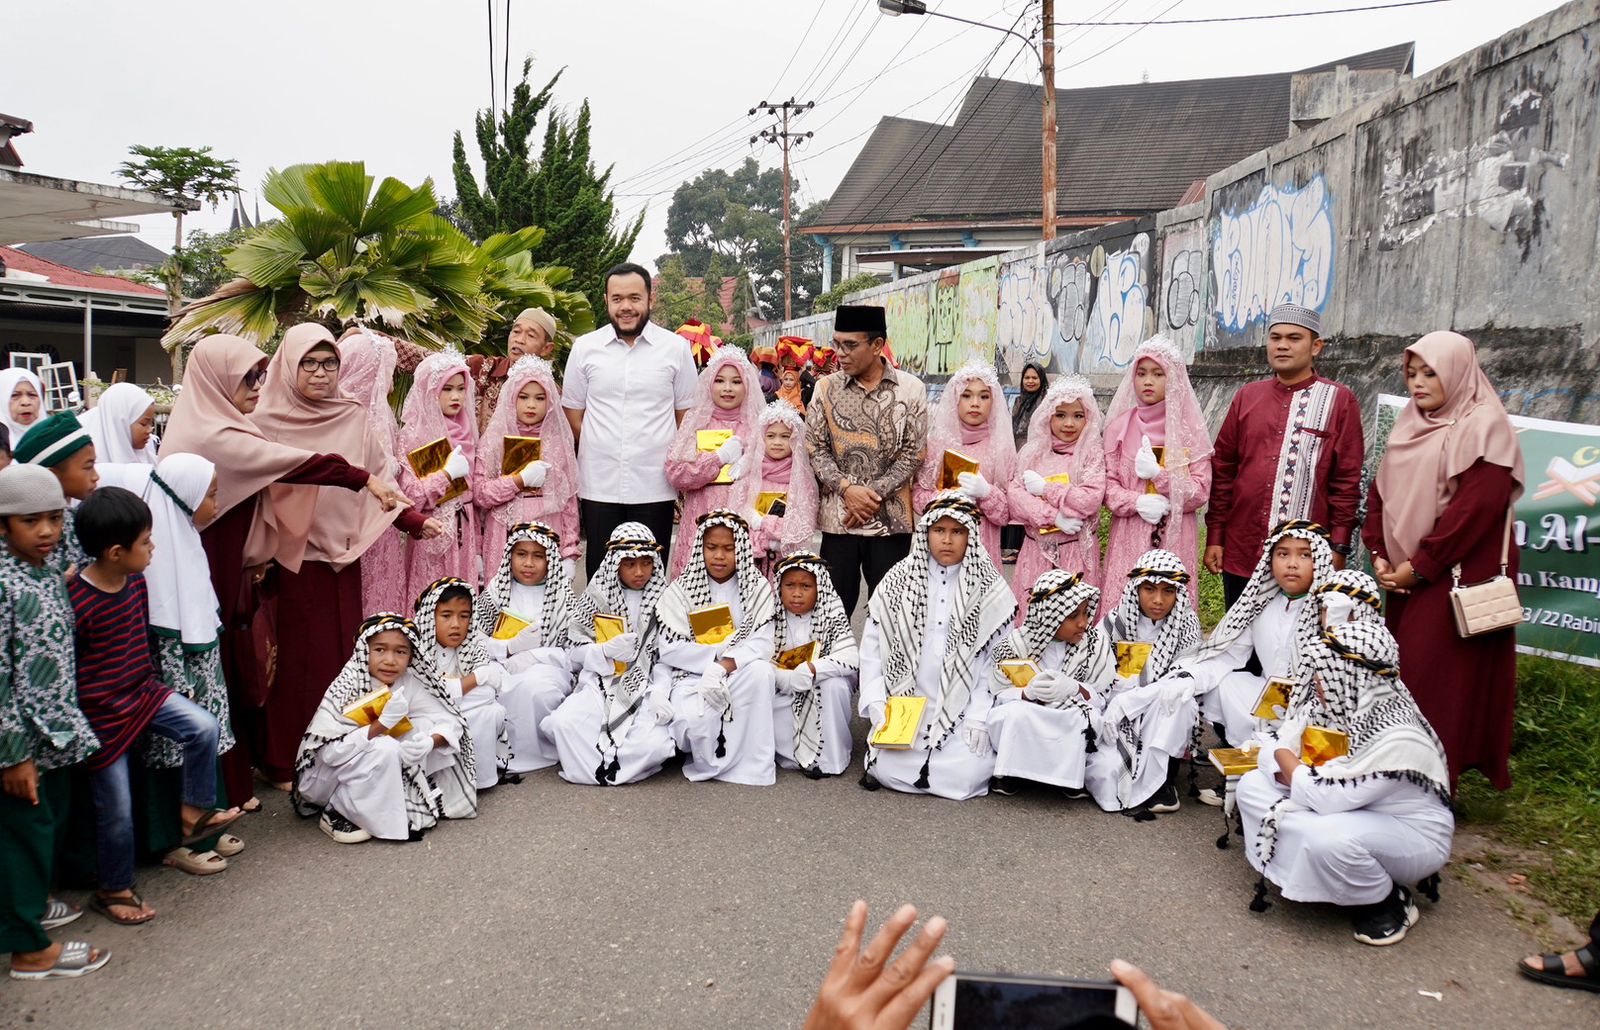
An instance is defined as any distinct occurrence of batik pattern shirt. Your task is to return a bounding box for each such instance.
[0,551,97,770]
[805,362,928,536]
[44,506,88,578]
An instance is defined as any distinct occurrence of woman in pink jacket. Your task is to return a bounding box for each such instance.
[663,346,765,577]
[338,326,409,616]
[912,359,1014,566]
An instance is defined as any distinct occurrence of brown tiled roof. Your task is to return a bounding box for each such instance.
[815,42,1414,230]
[0,245,164,295]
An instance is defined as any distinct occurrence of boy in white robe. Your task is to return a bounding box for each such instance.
[1237,613,1454,947]
[1084,549,1203,816]
[987,570,1114,797]
[295,613,477,843]
[769,552,860,777]
[653,510,778,785]
[475,521,578,773]
[416,577,508,791]
[544,522,676,785]
[859,491,1017,801]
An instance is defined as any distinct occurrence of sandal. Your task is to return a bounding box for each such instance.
[89,891,154,926]
[240,796,263,814]
[1519,944,1600,993]
[181,807,243,847]
[214,833,245,858]
[9,941,111,980]
[162,847,229,876]
[41,897,83,931]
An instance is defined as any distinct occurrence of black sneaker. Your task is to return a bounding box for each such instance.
[1061,786,1089,800]
[990,775,1019,796]
[1147,782,1180,814]
[1352,887,1420,946]
[319,808,371,844]
[858,771,881,791]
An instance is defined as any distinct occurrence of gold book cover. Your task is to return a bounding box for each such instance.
[407,436,468,503]
[939,449,980,491]
[1144,445,1166,496]
[1300,727,1350,767]
[1208,746,1261,777]
[689,604,736,645]
[756,491,788,517]
[340,688,413,737]
[1114,641,1154,678]
[1036,472,1074,534]
[997,659,1039,689]
[501,435,542,476]
[697,429,735,485]
[1251,678,1295,721]
[491,610,533,641]
[594,613,628,675]
[775,641,817,670]
[870,695,928,749]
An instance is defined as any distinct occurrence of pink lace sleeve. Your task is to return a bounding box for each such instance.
[666,450,725,492]
[1056,471,1105,520]
[1103,452,1143,518]
[1006,478,1055,528]
[1177,455,1212,514]
[400,463,458,511]
[475,471,523,511]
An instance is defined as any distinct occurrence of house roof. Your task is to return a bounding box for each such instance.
[15,234,167,273]
[813,42,1414,232]
[0,245,164,296]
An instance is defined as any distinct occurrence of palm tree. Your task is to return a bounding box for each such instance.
[164,161,592,373]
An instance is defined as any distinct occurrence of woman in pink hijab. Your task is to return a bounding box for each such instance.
[338,326,410,616]
[664,346,767,577]
[398,348,481,600]
[1365,331,1524,791]
[1101,336,1212,603]
[160,330,413,804]
[913,360,1015,566]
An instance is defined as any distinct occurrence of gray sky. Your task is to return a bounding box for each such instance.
[3,0,1569,265]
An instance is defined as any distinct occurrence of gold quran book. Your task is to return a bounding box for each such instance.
[1208,746,1261,777]
[756,491,788,517]
[939,449,980,491]
[1251,678,1295,721]
[689,604,736,646]
[406,436,468,503]
[490,610,533,641]
[775,640,818,670]
[870,696,928,750]
[1035,472,1074,534]
[997,659,1040,689]
[696,429,735,485]
[501,435,542,476]
[594,613,628,675]
[1144,445,1166,496]
[1114,641,1153,678]
[1300,726,1350,767]
[341,688,413,738]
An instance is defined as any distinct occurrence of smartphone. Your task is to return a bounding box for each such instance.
[929,971,1137,1029]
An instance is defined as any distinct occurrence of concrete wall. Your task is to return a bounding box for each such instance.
[759,0,1600,428]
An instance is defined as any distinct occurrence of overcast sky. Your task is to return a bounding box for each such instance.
[4,0,1569,264]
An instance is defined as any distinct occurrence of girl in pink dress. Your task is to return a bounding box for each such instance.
[663,346,765,577]
[913,359,1014,566]
[1101,336,1212,604]
[1005,374,1108,611]
[338,327,410,616]
[742,399,818,578]
[398,348,480,599]
[473,355,580,585]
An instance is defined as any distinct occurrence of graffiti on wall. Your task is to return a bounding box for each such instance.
[1211,175,1335,332]
[953,256,999,373]
[883,281,931,374]
[995,231,1154,377]
[996,253,1051,379]
[1160,223,1206,356]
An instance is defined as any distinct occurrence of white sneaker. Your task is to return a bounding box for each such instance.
[1197,787,1224,808]
[319,810,372,844]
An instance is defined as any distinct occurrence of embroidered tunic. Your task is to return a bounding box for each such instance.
[0,551,97,770]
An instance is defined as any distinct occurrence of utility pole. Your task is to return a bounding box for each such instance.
[1041,0,1057,240]
[752,98,814,320]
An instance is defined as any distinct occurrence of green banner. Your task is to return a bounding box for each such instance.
[1375,395,1600,667]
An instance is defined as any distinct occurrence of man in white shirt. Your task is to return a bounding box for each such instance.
[563,263,699,577]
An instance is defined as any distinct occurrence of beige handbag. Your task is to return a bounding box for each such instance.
[1448,513,1524,637]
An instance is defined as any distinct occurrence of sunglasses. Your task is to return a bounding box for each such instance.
[299,357,341,373]
[242,368,268,388]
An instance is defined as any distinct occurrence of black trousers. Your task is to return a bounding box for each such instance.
[1000,524,1024,552]
[581,498,678,580]
[820,532,911,617]
[1222,571,1251,611]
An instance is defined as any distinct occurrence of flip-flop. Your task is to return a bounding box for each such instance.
[41,897,82,931]
[89,891,154,926]
[240,796,263,814]
[1518,945,1600,993]
[181,808,243,847]
[214,833,245,858]
[162,847,229,876]
[9,941,111,980]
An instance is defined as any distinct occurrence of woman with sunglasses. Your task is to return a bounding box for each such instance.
[160,330,427,807]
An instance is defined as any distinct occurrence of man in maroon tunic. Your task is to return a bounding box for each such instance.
[1204,304,1364,608]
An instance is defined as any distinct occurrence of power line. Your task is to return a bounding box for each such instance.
[763,0,831,99]
[1057,0,1188,72]
[1054,0,1449,25]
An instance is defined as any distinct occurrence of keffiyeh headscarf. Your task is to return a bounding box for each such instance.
[294,613,476,832]
[474,521,575,646]
[665,346,766,468]
[1015,374,1105,485]
[916,359,1017,499]
[1191,520,1335,671]
[414,577,495,679]
[476,355,579,531]
[1287,569,1386,724]
[996,571,1106,758]
[773,551,857,771]
[869,491,1018,754]
[1104,549,1201,686]
[655,510,777,649]
[741,400,818,554]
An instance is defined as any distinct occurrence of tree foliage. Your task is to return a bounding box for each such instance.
[451,58,641,320]
[117,145,239,207]
[811,272,883,313]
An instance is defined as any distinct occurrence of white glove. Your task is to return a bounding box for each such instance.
[396,730,432,766]
[956,470,991,500]
[1102,694,1128,728]
[773,666,796,696]
[562,557,576,583]
[1022,469,1047,497]
[1135,492,1170,525]
[649,694,675,726]
[727,456,749,482]
[700,681,731,712]
[1156,674,1194,715]
[866,702,887,737]
[1021,669,1071,705]
[518,460,549,489]
[1134,435,1160,480]
[600,631,639,661]
[1274,715,1307,760]
[443,446,471,481]
[443,676,464,700]
[1054,513,1084,536]
[376,688,410,729]
[506,624,542,656]
[714,436,743,465]
[780,664,816,696]
[962,721,991,756]
[746,512,763,535]
[472,663,503,694]
[1321,592,1357,626]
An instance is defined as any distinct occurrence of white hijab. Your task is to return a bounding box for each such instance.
[0,368,45,453]
[82,383,158,465]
